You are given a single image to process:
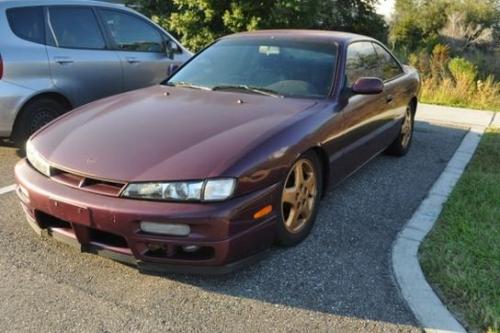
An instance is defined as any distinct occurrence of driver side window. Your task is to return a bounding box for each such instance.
[99,9,163,53]
[345,42,379,87]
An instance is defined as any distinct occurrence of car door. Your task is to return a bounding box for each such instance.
[45,6,123,107]
[333,41,389,176]
[371,42,406,125]
[97,8,184,92]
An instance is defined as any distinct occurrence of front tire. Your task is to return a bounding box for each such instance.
[385,103,415,156]
[275,151,323,246]
[12,98,67,148]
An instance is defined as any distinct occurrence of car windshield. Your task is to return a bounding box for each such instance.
[165,38,338,98]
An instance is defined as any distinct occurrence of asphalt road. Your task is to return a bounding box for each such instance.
[0,121,467,332]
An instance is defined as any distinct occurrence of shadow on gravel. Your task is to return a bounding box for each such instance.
[0,138,24,158]
[153,122,468,327]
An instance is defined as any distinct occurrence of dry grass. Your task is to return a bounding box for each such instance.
[420,75,500,111]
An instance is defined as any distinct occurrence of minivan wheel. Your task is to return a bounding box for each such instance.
[275,151,323,246]
[12,98,67,148]
[385,103,415,157]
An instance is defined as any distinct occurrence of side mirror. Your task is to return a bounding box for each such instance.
[352,77,384,94]
[165,40,180,59]
[167,63,180,77]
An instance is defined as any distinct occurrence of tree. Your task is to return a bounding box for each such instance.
[127,0,388,51]
[390,0,500,53]
[441,0,500,50]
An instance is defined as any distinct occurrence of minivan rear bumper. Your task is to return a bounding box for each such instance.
[0,80,32,136]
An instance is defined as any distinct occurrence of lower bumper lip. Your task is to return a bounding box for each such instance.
[15,159,280,273]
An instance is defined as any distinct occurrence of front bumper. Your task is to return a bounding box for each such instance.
[15,160,280,274]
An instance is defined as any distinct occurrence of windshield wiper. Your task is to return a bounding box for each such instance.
[212,85,283,98]
[166,81,212,91]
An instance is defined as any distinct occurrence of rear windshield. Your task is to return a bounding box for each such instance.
[167,38,338,98]
[7,7,45,44]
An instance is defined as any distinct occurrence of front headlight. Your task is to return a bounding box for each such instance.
[26,141,51,177]
[121,178,236,202]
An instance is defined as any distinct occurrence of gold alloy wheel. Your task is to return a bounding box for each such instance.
[401,106,413,148]
[281,159,318,234]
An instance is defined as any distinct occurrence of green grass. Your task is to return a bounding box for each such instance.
[420,128,500,333]
[420,98,500,112]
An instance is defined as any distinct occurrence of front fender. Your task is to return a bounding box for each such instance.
[226,102,338,196]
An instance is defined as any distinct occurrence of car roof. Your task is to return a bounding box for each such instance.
[222,29,377,45]
[0,0,126,10]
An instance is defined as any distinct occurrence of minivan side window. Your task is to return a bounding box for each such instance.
[7,7,45,44]
[48,7,106,49]
[345,42,380,87]
[99,10,163,52]
[372,43,403,81]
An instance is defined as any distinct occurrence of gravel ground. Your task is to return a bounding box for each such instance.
[0,139,21,188]
[0,121,467,332]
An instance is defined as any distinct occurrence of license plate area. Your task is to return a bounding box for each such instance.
[48,198,91,226]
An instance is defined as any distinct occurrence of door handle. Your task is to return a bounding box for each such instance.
[385,95,394,103]
[126,57,141,64]
[54,56,74,65]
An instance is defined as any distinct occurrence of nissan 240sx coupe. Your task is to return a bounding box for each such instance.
[15,30,420,274]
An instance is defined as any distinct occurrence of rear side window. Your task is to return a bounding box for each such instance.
[99,9,163,52]
[48,7,106,49]
[345,42,379,87]
[7,7,45,44]
[372,43,403,81]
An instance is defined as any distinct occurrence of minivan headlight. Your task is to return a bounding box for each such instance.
[121,178,236,202]
[26,141,51,177]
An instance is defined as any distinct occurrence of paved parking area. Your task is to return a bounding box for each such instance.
[0,140,21,188]
[0,121,467,332]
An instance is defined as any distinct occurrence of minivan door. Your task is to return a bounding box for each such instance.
[46,6,123,107]
[97,8,185,92]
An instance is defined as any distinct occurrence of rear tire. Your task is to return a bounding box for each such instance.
[385,103,415,157]
[275,151,323,247]
[12,98,67,148]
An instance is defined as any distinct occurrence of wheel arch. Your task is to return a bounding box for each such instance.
[410,97,418,115]
[306,146,330,197]
[11,92,73,141]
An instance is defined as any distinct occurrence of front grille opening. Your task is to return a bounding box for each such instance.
[89,228,128,248]
[145,244,215,261]
[50,167,126,197]
[36,211,72,230]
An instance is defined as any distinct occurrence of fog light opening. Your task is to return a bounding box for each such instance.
[140,222,190,236]
[147,243,165,252]
[182,245,200,253]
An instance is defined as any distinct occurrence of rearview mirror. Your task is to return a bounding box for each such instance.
[352,77,384,94]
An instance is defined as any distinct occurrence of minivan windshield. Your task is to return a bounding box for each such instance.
[165,38,338,98]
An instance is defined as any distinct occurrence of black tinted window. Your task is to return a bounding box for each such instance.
[49,7,106,49]
[7,7,45,44]
[345,42,379,87]
[372,43,403,80]
[100,10,163,52]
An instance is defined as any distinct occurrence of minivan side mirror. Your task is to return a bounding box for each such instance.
[352,77,384,94]
[165,40,180,59]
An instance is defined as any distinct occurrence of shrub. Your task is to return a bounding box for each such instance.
[449,57,477,86]
[430,44,451,81]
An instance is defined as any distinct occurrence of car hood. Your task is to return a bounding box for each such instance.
[32,85,316,182]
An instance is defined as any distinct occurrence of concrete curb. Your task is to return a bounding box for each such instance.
[491,112,500,129]
[393,107,495,333]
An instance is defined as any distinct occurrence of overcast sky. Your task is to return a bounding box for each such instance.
[375,0,395,18]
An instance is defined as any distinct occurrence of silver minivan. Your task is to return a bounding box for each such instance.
[0,0,191,146]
